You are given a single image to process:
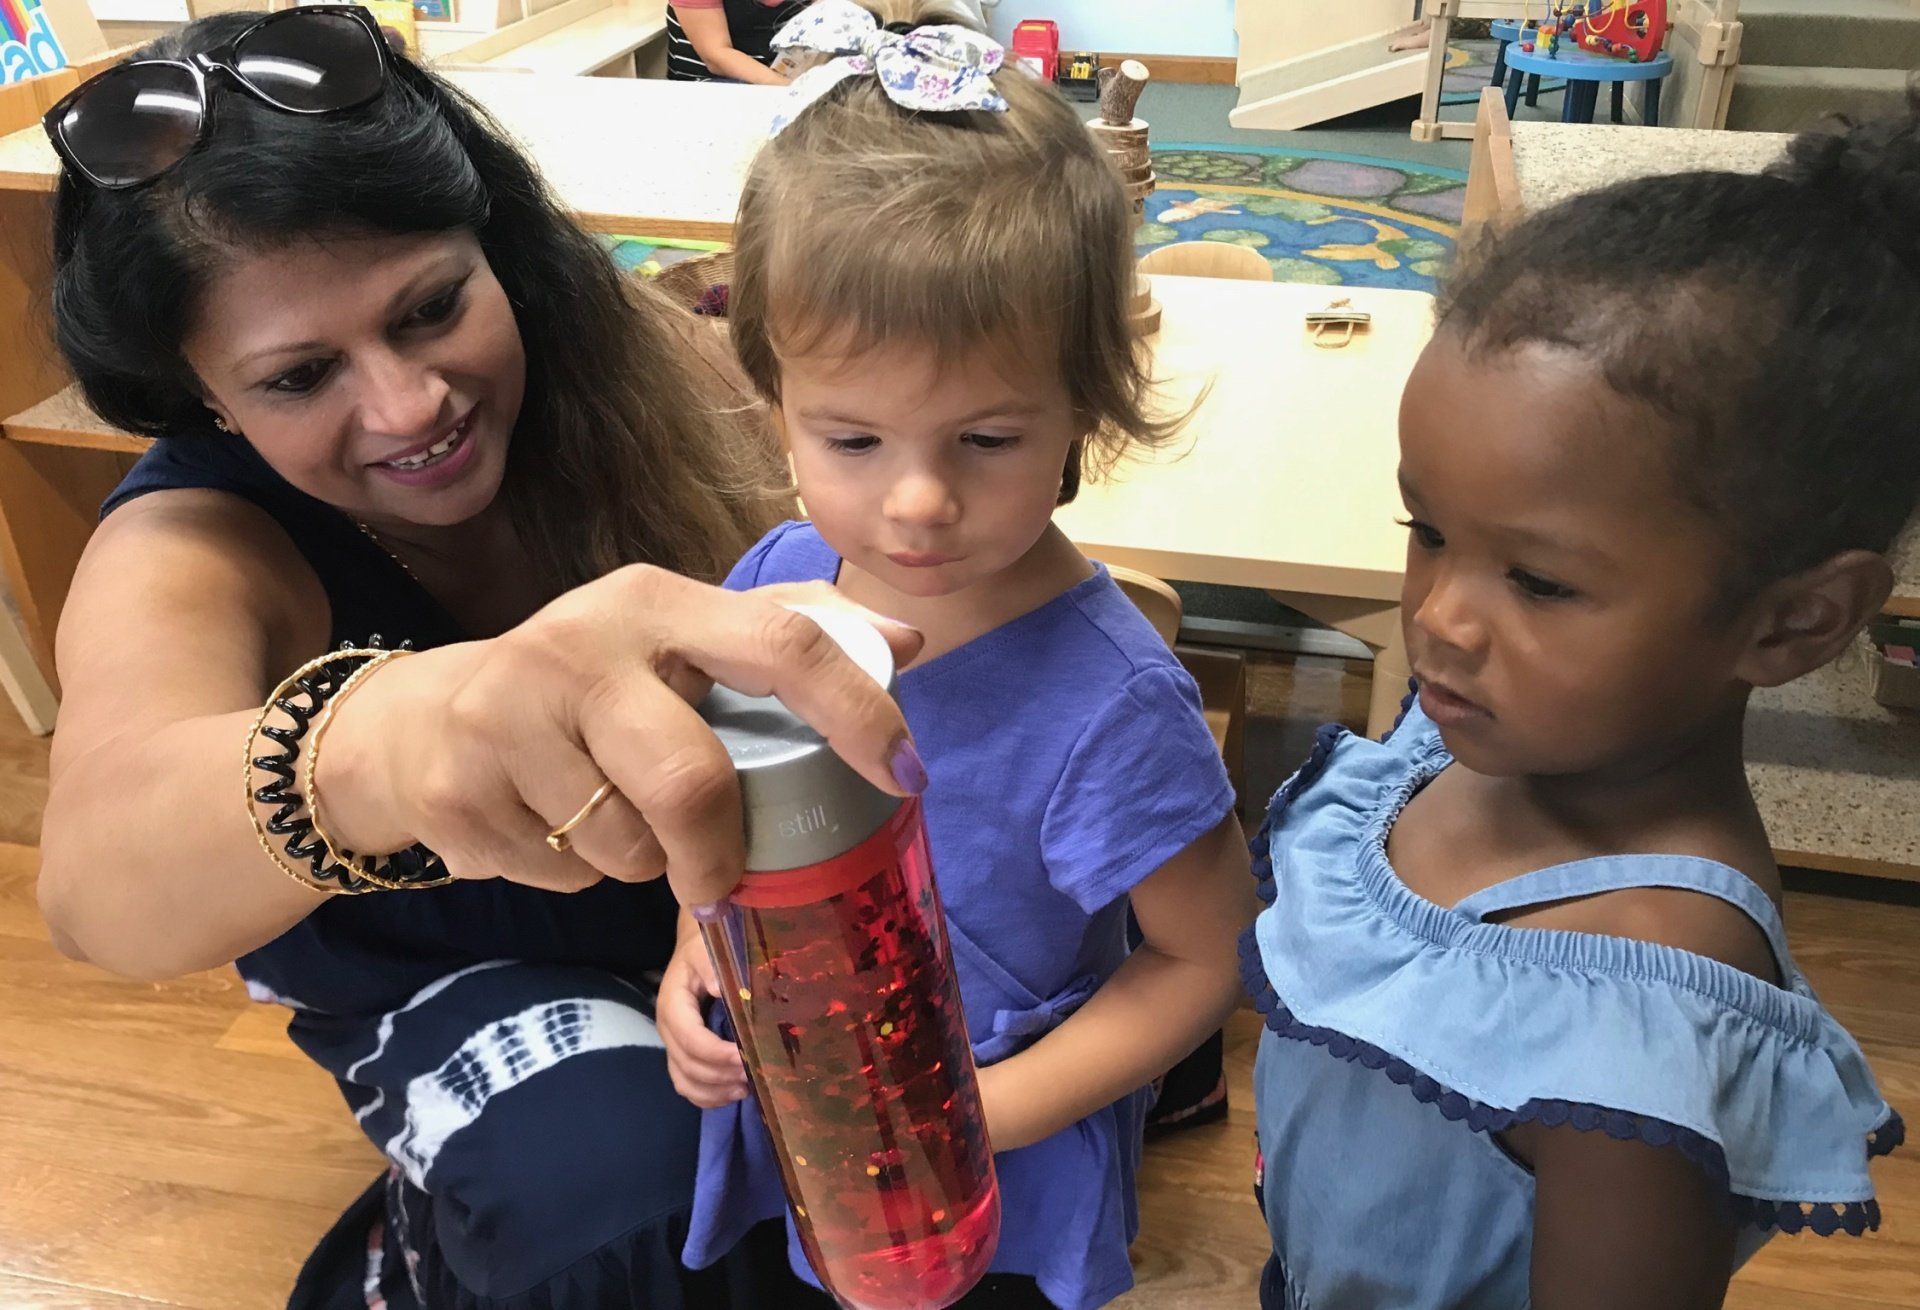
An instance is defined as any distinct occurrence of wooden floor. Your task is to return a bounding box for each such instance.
[1,656,1917,1308]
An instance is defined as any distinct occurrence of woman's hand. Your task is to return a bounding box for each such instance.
[314,565,923,907]
[660,914,750,1108]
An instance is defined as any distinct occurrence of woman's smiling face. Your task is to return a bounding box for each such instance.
[183,229,525,530]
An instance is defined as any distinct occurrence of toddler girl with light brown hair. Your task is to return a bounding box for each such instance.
[662,5,1255,1306]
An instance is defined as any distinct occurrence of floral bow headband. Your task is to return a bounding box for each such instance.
[769,0,1009,134]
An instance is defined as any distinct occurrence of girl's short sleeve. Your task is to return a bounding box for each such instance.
[1039,664,1236,913]
[723,520,833,591]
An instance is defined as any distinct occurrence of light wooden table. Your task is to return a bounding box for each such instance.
[439,71,782,236]
[1,73,1425,738]
[1061,275,1428,736]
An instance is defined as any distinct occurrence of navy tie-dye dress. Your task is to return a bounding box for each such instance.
[104,434,806,1310]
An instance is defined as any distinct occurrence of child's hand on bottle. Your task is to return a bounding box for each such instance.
[660,930,750,1108]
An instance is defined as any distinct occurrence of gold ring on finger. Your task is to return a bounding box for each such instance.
[546,780,618,854]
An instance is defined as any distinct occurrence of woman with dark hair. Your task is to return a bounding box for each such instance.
[36,8,924,1305]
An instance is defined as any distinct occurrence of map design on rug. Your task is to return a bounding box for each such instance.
[606,147,1468,296]
[605,235,725,277]
[1140,145,1466,292]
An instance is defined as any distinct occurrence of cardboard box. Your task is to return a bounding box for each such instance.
[1866,620,1920,712]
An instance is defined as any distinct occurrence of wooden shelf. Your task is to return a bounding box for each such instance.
[443,0,668,77]
[2,385,146,455]
[493,12,663,77]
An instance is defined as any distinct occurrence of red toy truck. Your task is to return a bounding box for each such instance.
[1009,18,1059,80]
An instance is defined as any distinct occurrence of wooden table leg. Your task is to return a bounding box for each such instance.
[0,440,134,695]
[1365,617,1413,740]
[1265,591,1410,739]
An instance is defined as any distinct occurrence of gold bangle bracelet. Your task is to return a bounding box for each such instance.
[243,647,405,895]
[301,649,416,890]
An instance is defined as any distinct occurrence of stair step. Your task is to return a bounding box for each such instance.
[1738,0,1920,72]
[1727,64,1912,132]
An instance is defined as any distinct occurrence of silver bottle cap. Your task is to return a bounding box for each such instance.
[700,605,904,873]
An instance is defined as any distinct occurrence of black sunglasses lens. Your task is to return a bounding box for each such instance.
[58,63,202,188]
[235,11,384,112]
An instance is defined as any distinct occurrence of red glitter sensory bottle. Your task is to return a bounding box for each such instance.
[696,608,1000,1310]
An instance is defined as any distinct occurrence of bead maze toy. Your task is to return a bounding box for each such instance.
[1510,0,1670,64]
[1412,0,1734,140]
[1514,0,1592,59]
[1573,0,1669,63]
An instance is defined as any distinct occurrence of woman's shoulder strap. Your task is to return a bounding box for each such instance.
[103,435,293,520]
[101,436,463,648]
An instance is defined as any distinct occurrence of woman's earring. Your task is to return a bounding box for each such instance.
[212,415,233,434]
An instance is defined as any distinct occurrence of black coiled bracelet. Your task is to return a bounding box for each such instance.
[243,639,453,894]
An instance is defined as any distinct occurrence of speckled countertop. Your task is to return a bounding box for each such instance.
[1508,121,1791,211]
[1748,643,1918,877]
[1511,120,1917,877]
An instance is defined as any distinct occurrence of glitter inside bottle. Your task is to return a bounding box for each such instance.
[699,609,1000,1310]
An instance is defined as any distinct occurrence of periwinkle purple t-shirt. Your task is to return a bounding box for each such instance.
[684,521,1235,1310]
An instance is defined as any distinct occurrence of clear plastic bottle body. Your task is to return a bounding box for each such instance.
[701,798,1000,1310]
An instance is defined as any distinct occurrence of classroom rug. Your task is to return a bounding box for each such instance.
[1138,144,1466,292]
[605,235,725,277]
[604,145,1470,296]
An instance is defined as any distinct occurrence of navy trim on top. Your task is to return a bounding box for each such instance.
[1239,700,1903,1235]
[1238,929,1901,1236]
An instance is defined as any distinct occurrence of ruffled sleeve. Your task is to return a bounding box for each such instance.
[1241,701,1901,1236]
[1243,928,1901,1234]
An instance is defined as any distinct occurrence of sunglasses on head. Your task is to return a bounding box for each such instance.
[44,5,393,192]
